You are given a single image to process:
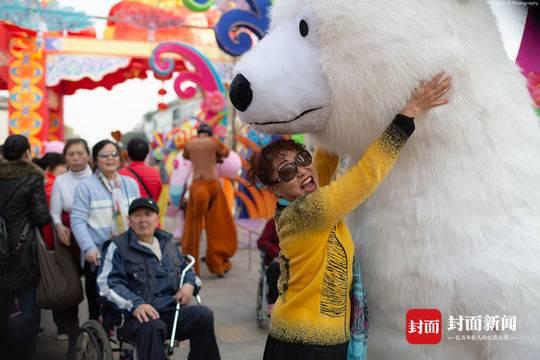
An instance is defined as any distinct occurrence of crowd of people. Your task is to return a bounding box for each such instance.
[0,134,220,360]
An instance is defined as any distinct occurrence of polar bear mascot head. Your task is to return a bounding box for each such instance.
[230,1,540,359]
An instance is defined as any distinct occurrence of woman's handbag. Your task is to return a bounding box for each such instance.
[348,256,369,360]
[36,228,84,309]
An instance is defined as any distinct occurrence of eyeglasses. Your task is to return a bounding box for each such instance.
[272,150,312,184]
[98,152,120,159]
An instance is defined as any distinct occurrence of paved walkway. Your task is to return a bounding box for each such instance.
[35,238,268,359]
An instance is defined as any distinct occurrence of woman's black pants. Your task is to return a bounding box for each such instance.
[263,335,348,360]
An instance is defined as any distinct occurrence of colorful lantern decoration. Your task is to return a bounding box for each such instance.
[157,80,169,111]
[108,2,186,33]
[214,0,272,56]
[149,41,227,133]
[150,41,225,98]
[7,32,47,156]
[0,0,92,32]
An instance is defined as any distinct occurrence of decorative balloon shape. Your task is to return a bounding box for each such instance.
[169,149,241,207]
[217,150,242,179]
[182,0,214,12]
[150,41,224,99]
[42,140,65,154]
[169,153,192,207]
[149,41,227,130]
[214,0,272,57]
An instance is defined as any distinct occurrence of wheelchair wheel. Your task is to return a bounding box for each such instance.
[76,320,113,360]
[75,326,100,360]
[256,274,263,314]
[256,269,270,329]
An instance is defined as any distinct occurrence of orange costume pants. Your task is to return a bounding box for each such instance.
[182,179,237,275]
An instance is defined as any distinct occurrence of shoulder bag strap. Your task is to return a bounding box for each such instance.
[126,168,153,199]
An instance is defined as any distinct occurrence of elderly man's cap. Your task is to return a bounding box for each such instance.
[129,198,159,215]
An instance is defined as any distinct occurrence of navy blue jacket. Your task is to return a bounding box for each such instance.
[97,228,196,314]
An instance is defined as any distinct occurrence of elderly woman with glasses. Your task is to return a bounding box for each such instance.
[71,139,140,320]
[248,73,451,360]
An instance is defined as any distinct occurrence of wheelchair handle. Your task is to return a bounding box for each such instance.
[180,255,196,289]
[168,254,196,356]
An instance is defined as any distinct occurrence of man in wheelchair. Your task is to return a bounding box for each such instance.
[97,198,221,360]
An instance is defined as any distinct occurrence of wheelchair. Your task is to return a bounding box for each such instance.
[76,255,201,360]
[256,252,271,329]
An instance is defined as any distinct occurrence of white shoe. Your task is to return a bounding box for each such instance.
[56,333,69,341]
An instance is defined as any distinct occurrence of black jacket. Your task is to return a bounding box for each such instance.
[0,160,51,290]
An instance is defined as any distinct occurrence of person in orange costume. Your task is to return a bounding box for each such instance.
[182,124,237,276]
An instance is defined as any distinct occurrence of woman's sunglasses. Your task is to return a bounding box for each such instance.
[98,151,120,159]
[272,150,312,184]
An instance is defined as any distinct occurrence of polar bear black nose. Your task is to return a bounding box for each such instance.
[229,73,253,112]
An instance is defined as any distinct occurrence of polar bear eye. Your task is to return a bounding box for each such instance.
[299,19,309,37]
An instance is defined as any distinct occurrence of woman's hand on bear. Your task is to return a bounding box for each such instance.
[401,71,452,118]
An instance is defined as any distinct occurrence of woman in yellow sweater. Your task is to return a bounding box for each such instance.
[247,72,451,360]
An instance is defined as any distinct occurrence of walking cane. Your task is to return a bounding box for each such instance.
[168,254,196,356]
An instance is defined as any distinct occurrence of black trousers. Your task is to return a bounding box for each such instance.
[266,261,280,304]
[52,305,79,334]
[52,305,79,358]
[263,335,348,360]
[83,262,99,321]
[120,304,220,360]
[0,285,41,360]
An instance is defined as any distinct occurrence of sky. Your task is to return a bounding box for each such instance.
[55,1,529,146]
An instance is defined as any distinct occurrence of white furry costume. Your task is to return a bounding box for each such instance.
[230,1,540,359]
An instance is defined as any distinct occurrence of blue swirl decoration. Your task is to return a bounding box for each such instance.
[215,0,272,57]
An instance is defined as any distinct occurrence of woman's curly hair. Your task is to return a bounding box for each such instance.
[247,139,306,187]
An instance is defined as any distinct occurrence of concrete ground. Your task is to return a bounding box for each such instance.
[35,230,268,360]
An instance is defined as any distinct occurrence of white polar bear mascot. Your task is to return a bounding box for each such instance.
[229,1,540,359]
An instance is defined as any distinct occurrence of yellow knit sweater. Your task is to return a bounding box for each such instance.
[270,114,414,346]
